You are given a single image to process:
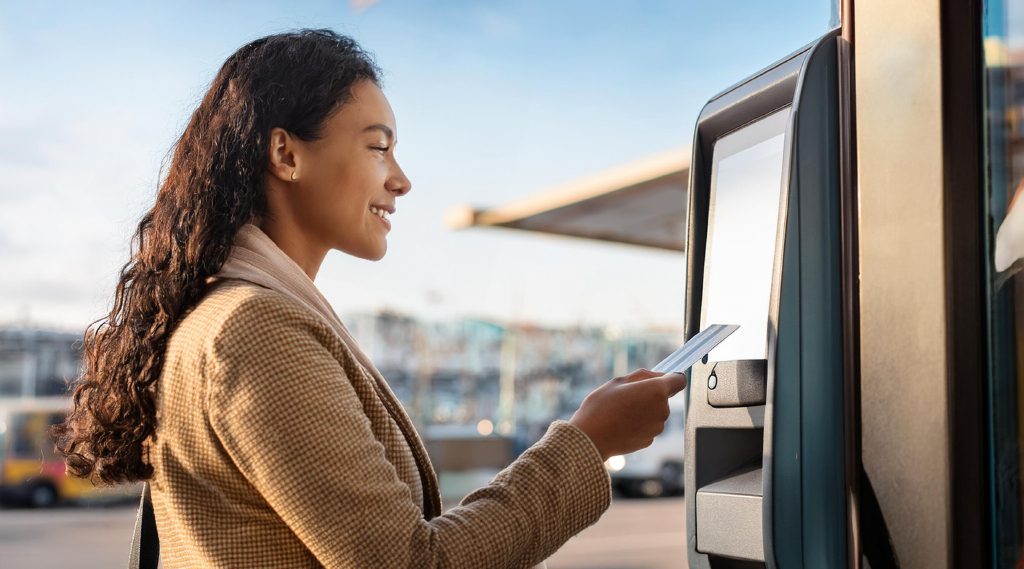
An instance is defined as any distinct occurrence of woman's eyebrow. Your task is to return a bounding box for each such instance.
[363,123,394,142]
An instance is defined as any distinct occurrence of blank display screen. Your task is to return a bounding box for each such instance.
[703,108,790,363]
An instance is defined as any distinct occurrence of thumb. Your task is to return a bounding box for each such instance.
[619,368,664,383]
[658,372,688,397]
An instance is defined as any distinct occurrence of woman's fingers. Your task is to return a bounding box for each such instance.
[570,369,688,460]
[617,368,663,383]
[659,372,688,396]
[622,370,688,397]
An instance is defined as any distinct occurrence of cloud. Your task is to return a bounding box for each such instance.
[350,0,385,14]
[0,278,96,305]
[0,108,164,330]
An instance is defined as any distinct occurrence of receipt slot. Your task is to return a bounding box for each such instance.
[684,30,846,568]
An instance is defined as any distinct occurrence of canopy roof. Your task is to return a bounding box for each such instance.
[444,146,691,252]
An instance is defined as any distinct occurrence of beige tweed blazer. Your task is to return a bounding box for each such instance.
[149,279,611,568]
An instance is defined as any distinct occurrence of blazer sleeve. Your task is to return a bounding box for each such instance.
[205,294,611,569]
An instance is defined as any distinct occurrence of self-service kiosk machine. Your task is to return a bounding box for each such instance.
[684,29,846,568]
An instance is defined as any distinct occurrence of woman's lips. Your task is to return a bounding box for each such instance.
[369,207,391,230]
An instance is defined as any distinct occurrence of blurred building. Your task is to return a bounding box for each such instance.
[345,309,679,445]
[0,328,82,398]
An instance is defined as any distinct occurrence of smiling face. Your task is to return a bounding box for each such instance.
[264,79,412,268]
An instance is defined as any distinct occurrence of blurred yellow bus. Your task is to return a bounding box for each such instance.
[0,397,94,507]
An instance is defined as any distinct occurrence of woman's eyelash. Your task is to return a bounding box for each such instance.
[371,146,390,152]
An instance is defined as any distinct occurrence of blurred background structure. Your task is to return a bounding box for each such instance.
[0,329,82,398]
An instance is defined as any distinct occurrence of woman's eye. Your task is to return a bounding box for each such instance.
[371,146,390,153]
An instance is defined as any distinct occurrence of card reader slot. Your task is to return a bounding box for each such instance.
[707,359,767,407]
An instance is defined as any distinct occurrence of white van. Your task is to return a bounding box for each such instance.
[604,391,686,498]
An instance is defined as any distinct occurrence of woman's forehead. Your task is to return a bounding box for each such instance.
[329,81,396,136]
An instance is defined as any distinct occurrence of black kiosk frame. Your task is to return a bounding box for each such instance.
[684,30,846,569]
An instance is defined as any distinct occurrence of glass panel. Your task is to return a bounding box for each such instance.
[703,107,790,362]
[983,0,1024,565]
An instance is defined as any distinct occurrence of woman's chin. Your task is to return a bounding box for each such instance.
[336,240,387,261]
[365,242,387,261]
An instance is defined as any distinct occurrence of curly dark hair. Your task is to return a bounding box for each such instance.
[51,29,381,485]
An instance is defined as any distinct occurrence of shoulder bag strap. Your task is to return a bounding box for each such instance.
[127,482,160,569]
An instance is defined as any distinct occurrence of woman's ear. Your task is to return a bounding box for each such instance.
[267,127,301,183]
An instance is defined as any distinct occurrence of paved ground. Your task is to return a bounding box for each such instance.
[546,496,688,569]
[0,502,140,568]
[0,495,687,569]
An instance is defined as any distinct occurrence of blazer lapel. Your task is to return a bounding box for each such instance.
[362,367,443,519]
[330,337,443,520]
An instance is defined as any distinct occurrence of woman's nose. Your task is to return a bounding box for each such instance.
[388,163,412,196]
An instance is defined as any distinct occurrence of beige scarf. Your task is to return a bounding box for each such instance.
[205,222,442,518]
[206,223,383,378]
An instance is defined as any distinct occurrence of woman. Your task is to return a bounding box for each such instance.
[53,29,687,568]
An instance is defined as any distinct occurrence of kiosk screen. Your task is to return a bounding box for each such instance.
[703,108,790,363]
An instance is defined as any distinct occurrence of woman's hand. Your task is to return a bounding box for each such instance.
[568,368,688,462]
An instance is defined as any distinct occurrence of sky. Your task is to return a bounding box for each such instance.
[0,0,833,333]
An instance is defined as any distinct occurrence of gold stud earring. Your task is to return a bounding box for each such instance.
[290,171,297,181]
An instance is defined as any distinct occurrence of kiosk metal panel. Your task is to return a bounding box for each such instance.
[684,28,845,569]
